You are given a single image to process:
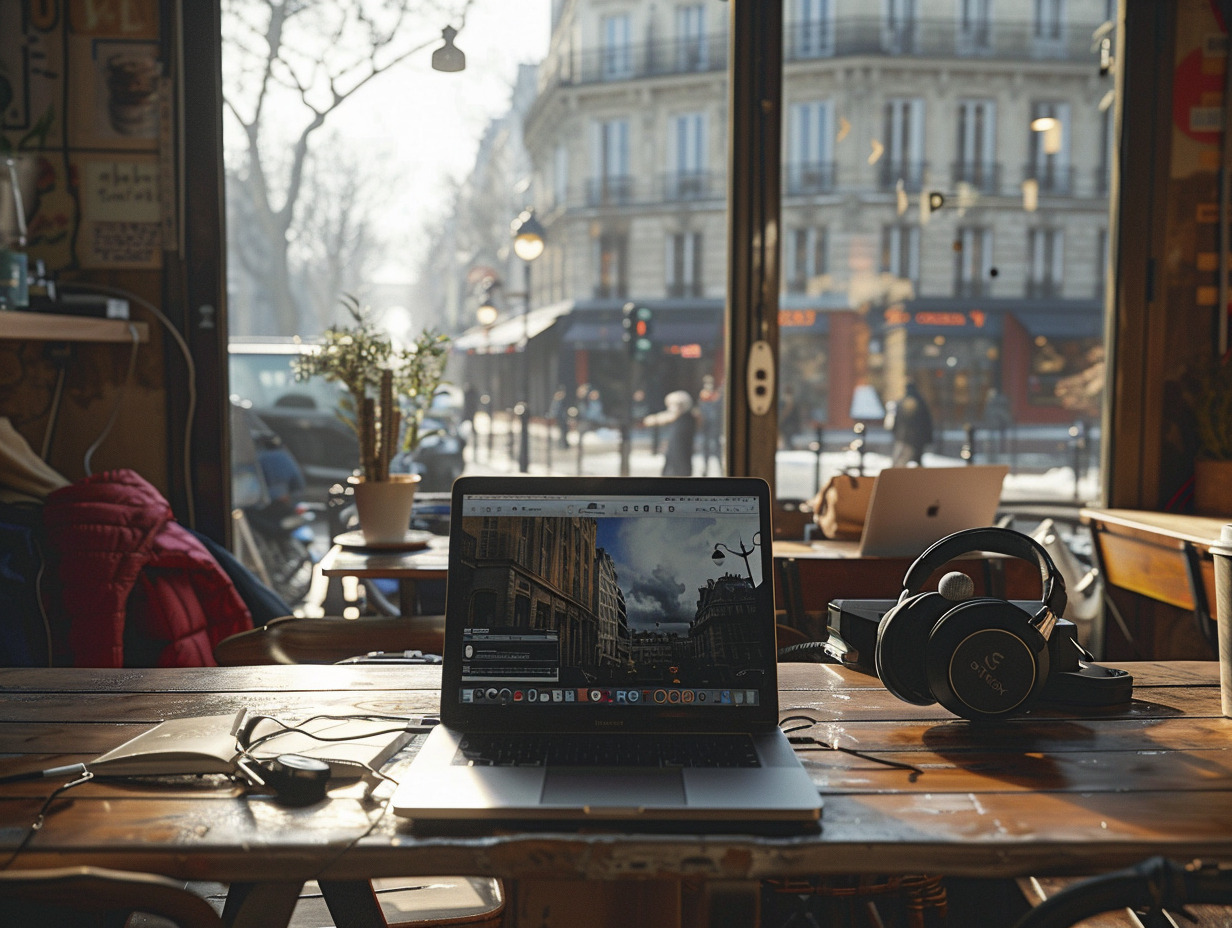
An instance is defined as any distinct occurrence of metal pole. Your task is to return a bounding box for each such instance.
[518,261,531,473]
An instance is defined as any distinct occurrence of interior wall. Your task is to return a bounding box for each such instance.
[1108,0,1230,512]
[1,1,172,498]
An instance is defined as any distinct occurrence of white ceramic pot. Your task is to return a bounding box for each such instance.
[351,473,421,545]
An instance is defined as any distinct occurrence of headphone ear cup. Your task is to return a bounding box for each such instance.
[876,592,952,706]
[925,600,1050,721]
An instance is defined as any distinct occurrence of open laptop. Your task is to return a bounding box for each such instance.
[391,475,821,831]
[857,465,1009,557]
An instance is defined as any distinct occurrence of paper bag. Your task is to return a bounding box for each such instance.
[810,474,876,540]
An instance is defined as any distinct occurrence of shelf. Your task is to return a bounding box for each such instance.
[0,310,149,343]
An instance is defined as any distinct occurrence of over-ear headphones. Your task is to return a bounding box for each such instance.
[875,526,1067,721]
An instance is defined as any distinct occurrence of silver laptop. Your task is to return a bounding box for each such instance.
[858,465,1009,557]
[392,476,821,830]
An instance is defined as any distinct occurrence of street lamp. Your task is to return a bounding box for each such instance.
[712,532,762,583]
[510,208,545,473]
[431,26,467,73]
[476,297,498,462]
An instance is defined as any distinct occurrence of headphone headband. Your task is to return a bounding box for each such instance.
[900,526,1067,620]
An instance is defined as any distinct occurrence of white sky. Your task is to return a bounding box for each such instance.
[329,1,552,283]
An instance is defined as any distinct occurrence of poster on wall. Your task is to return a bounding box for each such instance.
[69,36,161,151]
[0,3,29,136]
[78,156,162,268]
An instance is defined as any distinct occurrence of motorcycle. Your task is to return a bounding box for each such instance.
[232,402,320,607]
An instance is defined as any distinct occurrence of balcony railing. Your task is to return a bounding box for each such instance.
[951,161,1002,195]
[954,279,990,298]
[1026,279,1062,299]
[568,34,729,86]
[585,175,636,207]
[878,160,927,192]
[782,16,1101,64]
[785,161,838,195]
[544,18,1102,90]
[666,281,704,299]
[662,170,719,202]
[1023,163,1075,197]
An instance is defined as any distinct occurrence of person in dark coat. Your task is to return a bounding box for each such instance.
[642,390,698,476]
[887,381,934,467]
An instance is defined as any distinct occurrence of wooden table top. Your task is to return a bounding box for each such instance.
[3,661,1232,891]
[1081,508,1230,550]
[319,534,450,579]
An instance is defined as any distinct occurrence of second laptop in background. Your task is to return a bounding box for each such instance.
[858,465,1009,557]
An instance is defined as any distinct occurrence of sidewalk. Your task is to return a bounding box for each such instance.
[462,412,1100,504]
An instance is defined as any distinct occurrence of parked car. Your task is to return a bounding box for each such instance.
[228,340,466,501]
[228,339,358,502]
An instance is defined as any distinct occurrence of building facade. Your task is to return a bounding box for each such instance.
[450,0,1113,440]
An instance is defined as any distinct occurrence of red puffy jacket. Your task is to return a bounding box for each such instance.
[43,469,252,667]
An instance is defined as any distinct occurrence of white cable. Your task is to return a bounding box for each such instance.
[83,323,140,476]
[55,282,197,526]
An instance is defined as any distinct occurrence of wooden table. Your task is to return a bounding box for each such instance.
[319,535,450,617]
[3,662,1232,926]
[773,538,1042,640]
[1081,508,1229,659]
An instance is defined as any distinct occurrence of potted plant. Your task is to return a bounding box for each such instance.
[293,296,450,543]
[1182,354,1232,515]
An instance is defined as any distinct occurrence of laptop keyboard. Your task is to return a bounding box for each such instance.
[452,733,761,768]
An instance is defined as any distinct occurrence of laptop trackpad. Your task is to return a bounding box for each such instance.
[541,768,686,808]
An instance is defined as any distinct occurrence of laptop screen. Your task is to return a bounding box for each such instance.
[440,476,779,732]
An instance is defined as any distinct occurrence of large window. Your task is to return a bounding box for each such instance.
[787,101,835,194]
[882,98,926,191]
[219,0,1114,566]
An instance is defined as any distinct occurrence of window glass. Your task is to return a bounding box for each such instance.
[775,3,1111,508]
[222,0,1113,553]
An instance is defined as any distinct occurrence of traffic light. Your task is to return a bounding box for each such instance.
[622,304,654,361]
[633,306,654,360]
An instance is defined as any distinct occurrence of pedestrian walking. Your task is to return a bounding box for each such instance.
[641,390,699,476]
[886,381,934,467]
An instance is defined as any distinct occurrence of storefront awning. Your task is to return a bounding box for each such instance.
[453,300,572,352]
[881,297,1102,339]
[1017,310,1104,339]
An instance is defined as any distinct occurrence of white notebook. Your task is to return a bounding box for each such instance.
[90,708,411,778]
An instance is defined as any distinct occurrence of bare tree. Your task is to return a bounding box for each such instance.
[222,0,472,335]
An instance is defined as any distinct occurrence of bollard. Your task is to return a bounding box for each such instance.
[962,423,976,464]
[809,423,825,491]
[506,409,516,468]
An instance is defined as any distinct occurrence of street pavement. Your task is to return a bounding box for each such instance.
[461,412,1101,504]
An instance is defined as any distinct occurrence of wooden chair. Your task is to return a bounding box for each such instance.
[0,866,222,928]
[214,614,444,665]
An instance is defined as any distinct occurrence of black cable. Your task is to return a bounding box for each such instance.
[235,713,429,755]
[0,769,93,871]
[1014,857,1232,928]
[779,714,924,781]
